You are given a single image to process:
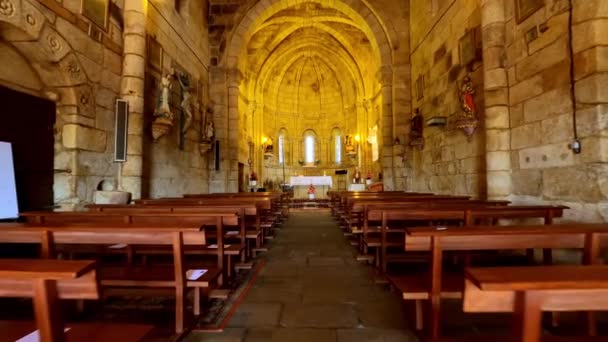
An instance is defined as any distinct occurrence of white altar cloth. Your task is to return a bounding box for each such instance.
[290,176,333,187]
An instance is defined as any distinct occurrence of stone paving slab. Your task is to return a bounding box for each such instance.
[226,302,283,328]
[245,328,337,342]
[337,327,419,342]
[186,212,416,341]
[280,303,359,328]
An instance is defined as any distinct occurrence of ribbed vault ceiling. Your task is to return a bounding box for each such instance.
[241,1,380,117]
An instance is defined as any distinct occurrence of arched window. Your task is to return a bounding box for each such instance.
[303,130,316,164]
[278,128,287,165]
[332,128,342,164]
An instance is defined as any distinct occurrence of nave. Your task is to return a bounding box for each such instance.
[186,211,417,341]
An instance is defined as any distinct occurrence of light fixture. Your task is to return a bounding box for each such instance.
[354,135,360,142]
[426,116,447,127]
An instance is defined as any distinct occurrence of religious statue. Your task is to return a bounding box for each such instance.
[152,70,176,141]
[409,109,425,150]
[177,72,193,135]
[367,124,379,162]
[353,168,362,184]
[205,121,215,141]
[265,137,274,154]
[345,135,356,156]
[456,75,478,139]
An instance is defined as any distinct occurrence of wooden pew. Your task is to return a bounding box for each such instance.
[464,265,608,342]
[0,259,98,342]
[86,202,268,257]
[0,321,154,342]
[0,259,155,342]
[21,210,245,277]
[362,205,567,272]
[389,224,608,340]
[0,222,231,333]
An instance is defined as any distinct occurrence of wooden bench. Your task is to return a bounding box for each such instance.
[363,205,568,272]
[464,265,608,341]
[86,202,268,257]
[0,222,230,333]
[21,210,244,277]
[388,224,608,339]
[0,259,156,341]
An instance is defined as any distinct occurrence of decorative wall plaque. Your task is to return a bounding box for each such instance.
[81,0,109,30]
[515,0,544,24]
[148,37,163,72]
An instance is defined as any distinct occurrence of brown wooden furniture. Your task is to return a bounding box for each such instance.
[0,321,154,342]
[464,265,608,342]
[389,224,608,339]
[0,259,98,342]
[0,222,230,333]
[21,210,243,277]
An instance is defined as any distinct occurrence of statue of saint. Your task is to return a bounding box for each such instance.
[205,121,215,141]
[265,137,274,153]
[367,124,379,162]
[154,70,175,123]
[177,72,193,134]
[460,76,476,116]
[457,76,478,138]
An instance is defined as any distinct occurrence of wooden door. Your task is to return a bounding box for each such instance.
[0,86,55,211]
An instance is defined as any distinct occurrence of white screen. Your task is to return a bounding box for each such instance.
[0,142,19,219]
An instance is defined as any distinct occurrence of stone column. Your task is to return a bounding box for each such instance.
[481,0,511,200]
[378,65,395,190]
[571,0,608,220]
[120,0,147,199]
[226,68,241,193]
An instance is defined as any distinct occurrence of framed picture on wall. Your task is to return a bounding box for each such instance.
[515,0,544,24]
[81,0,110,30]
[147,37,163,72]
[416,75,425,100]
[459,28,479,67]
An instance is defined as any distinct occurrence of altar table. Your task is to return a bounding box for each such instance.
[289,176,332,199]
[289,176,333,187]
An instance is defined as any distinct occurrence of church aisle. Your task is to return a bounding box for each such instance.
[185,211,418,341]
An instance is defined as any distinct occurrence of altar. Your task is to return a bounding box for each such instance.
[289,176,333,199]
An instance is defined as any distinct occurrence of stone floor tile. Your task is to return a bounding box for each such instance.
[337,327,419,342]
[227,302,283,328]
[307,256,346,266]
[182,328,246,342]
[280,303,359,328]
[245,328,337,342]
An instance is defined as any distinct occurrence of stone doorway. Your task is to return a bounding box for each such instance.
[0,85,55,211]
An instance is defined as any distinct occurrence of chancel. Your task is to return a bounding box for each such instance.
[0,0,607,341]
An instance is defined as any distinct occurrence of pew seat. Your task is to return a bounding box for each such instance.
[387,272,463,300]
[0,321,155,342]
[100,265,222,288]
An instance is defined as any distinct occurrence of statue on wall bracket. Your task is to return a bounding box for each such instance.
[151,70,176,141]
[177,72,193,150]
[409,109,425,150]
[199,106,214,155]
[455,75,478,139]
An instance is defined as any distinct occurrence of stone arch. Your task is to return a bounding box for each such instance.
[224,0,394,70]
[0,0,94,207]
[213,0,399,192]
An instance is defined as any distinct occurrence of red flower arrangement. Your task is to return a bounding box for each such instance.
[307,184,316,194]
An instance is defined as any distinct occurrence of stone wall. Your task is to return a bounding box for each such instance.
[408,0,486,197]
[0,0,210,206]
[0,0,125,208]
[506,0,608,222]
[143,0,210,198]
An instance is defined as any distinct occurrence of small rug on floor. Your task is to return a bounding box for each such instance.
[90,260,265,333]
[192,259,265,331]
